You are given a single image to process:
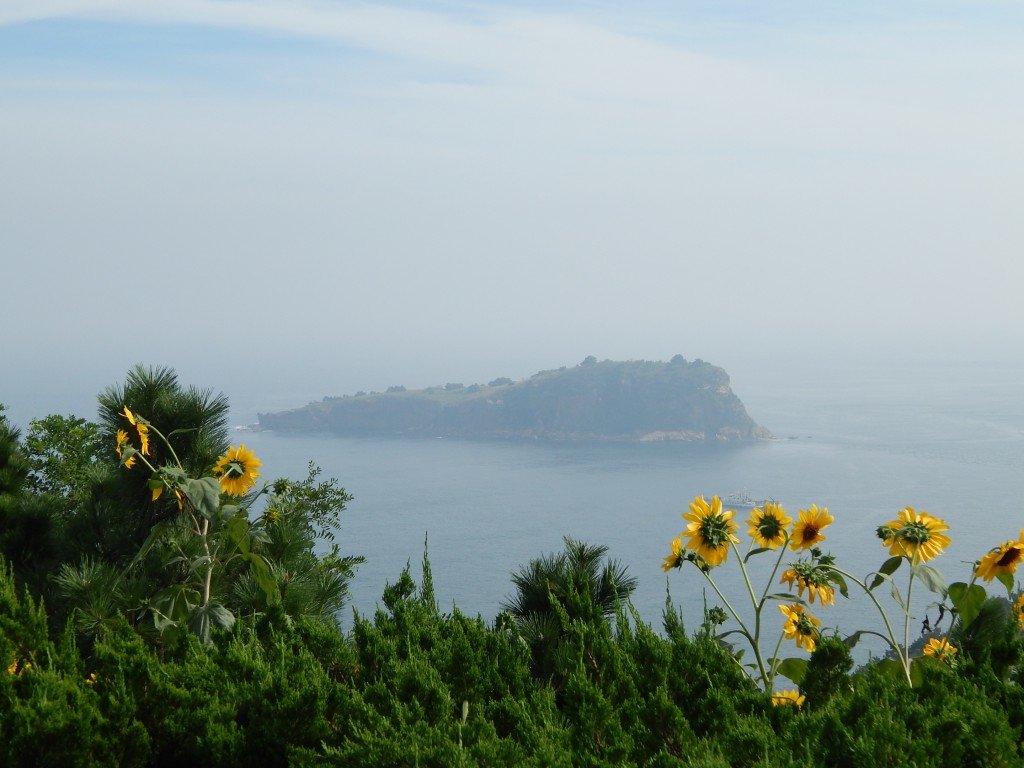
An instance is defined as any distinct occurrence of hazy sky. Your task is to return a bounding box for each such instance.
[3,1,1023,426]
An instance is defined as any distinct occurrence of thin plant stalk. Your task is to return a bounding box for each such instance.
[826,564,911,685]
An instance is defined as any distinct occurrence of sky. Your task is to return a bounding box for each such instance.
[3,0,1024,427]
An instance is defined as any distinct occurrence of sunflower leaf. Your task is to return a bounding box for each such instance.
[996,572,1015,596]
[765,592,805,604]
[187,603,232,645]
[776,657,808,685]
[890,580,907,611]
[716,629,746,641]
[224,515,251,555]
[912,564,947,597]
[129,520,172,571]
[868,557,904,591]
[185,477,222,520]
[242,552,279,605]
[947,581,987,628]
[829,572,850,599]
[842,631,864,649]
[744,547,770,563]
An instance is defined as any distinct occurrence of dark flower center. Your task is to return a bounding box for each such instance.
[900,521,932,544]
[758,514,783,540]
[700,514,731,549]
[996,546,1022,567]
[795,615,816,636]
[801,525,820,544]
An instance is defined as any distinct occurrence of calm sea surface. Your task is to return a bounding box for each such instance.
[230,362,1024,661]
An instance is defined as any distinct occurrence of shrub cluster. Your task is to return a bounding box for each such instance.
[1,371,1023,766]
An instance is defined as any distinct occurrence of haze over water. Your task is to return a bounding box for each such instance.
[223,358,1024,659]
[3,1,1023,667]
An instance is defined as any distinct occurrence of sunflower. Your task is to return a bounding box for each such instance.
[922,637,957,661]
[789,505,833,552]
[747,502,792,549]
[770,689,805,709]
[120,405,150,456]
[662,536,685,572]
[976,530,1024,582]
[879,506,950,563]
[1012,594,1024,632]
[780,565,835,606]
[115,429,136,469]
[135,421,150,456]
[682,496,740,567]
[213,445,262,496]
[6,656,31,676]
[779,603,821,652]
[150,485,183,509]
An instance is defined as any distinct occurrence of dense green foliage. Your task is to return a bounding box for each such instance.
[259,357,768,441]
[2,372,1024,766]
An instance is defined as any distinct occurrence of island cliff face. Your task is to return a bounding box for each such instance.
[257,357,771,442]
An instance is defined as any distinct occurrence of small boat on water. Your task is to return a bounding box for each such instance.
[723,491,773,510]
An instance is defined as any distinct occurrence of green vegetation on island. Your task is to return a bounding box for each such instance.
[2,365,1024,766]
[258,356,771,441]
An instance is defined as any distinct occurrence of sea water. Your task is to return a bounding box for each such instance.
[230,360,1024,662]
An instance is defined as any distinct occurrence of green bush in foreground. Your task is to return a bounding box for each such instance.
[2,375,1024,767]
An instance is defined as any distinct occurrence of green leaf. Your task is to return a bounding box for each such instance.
[776,657,808,686]
[996,572,1015,596]
[765,593,806,604]
[150,584,200,630]
[188,605,212,645]
[716,629,746,641]
[830,572,850,599]
[185,476,222,519]
[224,514,251,555]
[890,580,907,611]
[218,504,240,523]
[947,581,987,628]
[868,557,904,591]
[207,602,235,630]
[129,520,173,571]
[188,602,237,644]
[912,564,947,596]
[843,631,865,649]
[242,552,279,605]
[744,547,770,563]
[119,445,137,467]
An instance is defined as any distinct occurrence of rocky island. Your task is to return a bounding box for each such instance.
[257,356,771,442]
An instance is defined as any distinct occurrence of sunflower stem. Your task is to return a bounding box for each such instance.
[767,629,787,685]
[201,518,213,608]
[145,421,185,469]
[759,539,790,606]
[730,540,771,686]
[945,572,979,641]
[701,562,769,688]
[903,560,917,674]
[826,564,912,685]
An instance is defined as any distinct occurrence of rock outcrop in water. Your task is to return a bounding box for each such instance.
[257,357,771,442]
